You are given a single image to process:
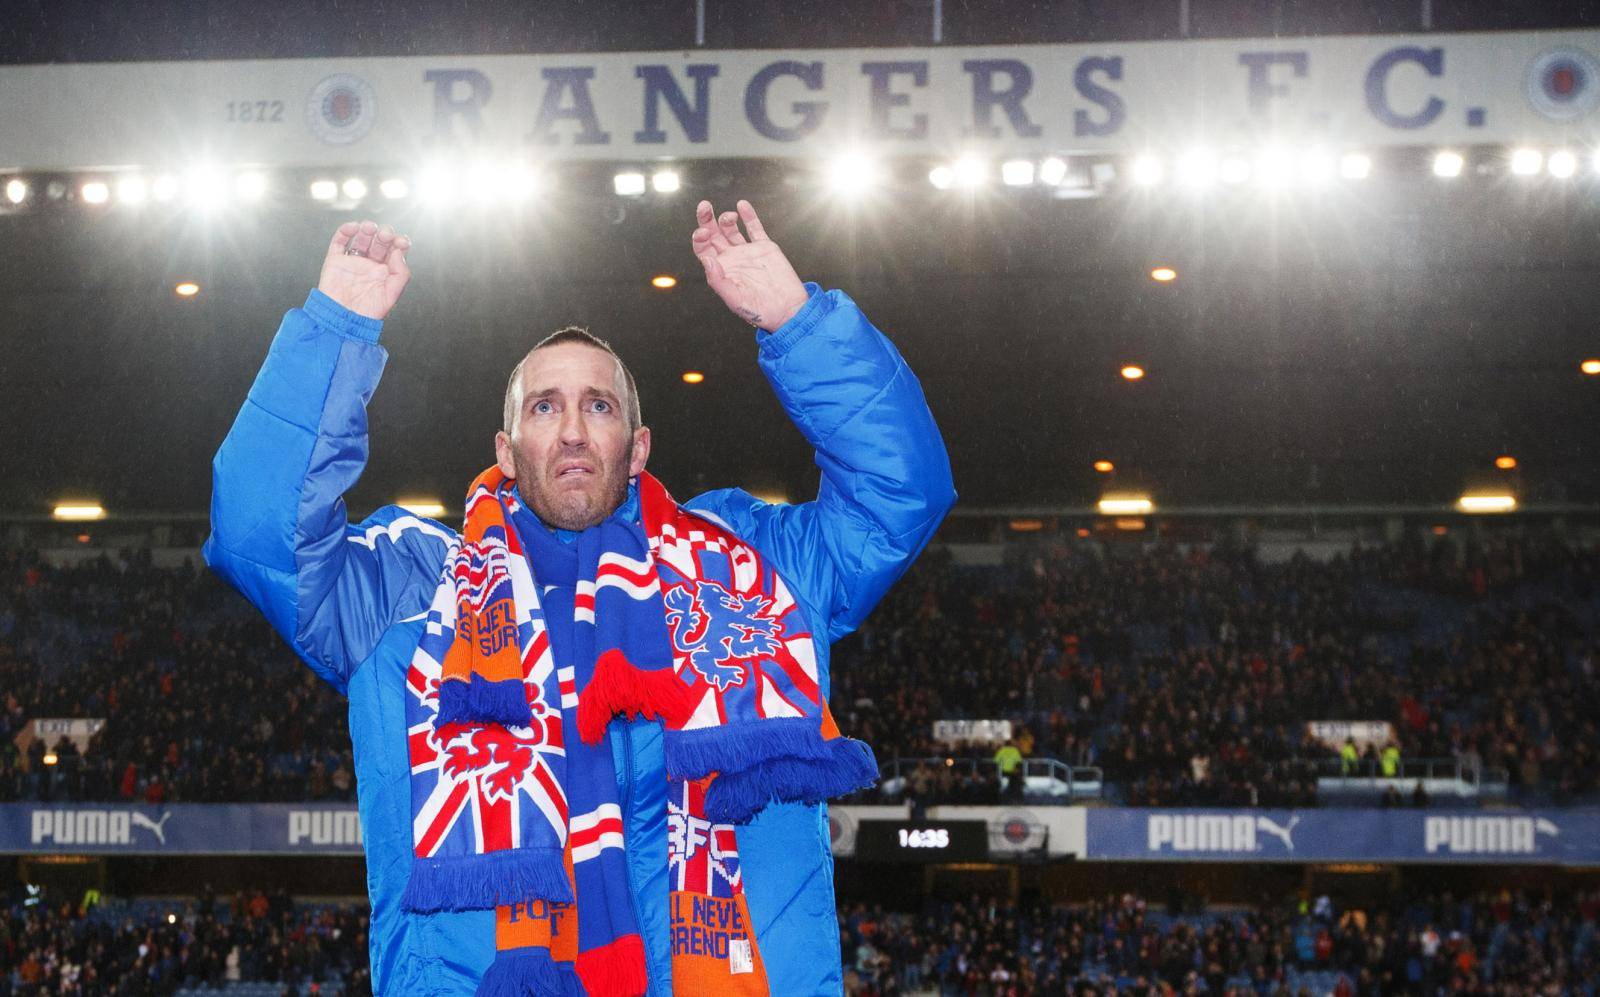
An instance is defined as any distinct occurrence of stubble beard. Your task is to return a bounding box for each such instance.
[514,445,630,532]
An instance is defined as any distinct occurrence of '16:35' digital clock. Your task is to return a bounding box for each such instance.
[853,820,989,862]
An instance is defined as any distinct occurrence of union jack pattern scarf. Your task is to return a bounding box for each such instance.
[401,467,876,995]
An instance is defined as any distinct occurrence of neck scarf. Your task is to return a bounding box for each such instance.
[400,467,877,995]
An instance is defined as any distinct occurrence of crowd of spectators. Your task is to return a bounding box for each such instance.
[833,532,1600,807]
[0,548,354,805]
[4,531,1600,807]
[7,885,1595,995]
[1,888,369,996]
[839,887,1600,995]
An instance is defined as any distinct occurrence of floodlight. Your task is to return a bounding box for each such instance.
[952,156,987,187]
[116,177,148,204]
[1457,493,1516,513]
[613,172,646,196]
[1432,151,1464,178]
[651,169,681,193]
[1098,495,1154,515]
[1218,155,1251,184]
[80,181,109,204]
[235,172,268,200]
[1510,148,1543,176]
[1000,159,1035,186]
[1038,157,1068,185]
[1175,149,1217,187]
[1130,154,1163,186]
[1339,153,1372,180]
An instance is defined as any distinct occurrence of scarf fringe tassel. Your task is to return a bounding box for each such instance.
[576,649,700,744]
[704,735,880,825]
[476,949,584,997]
[663,715,834,781]
[402,847,573,913]
[436,674,532,728]
[575,934,650,997]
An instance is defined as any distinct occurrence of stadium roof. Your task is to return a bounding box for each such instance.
[3,1,1599,517]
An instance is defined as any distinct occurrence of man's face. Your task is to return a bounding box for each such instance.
[494,342,649,531]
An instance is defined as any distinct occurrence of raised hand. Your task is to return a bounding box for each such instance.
[691,200,808,332]
[317,220,412,321]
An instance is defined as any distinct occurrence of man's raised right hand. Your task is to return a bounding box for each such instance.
[317,220,412,321]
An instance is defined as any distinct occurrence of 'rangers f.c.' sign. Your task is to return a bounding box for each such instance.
[1,30,1597,170]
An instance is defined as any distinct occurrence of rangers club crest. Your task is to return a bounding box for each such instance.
[1525,48,1600,121]
[305,73,378,144]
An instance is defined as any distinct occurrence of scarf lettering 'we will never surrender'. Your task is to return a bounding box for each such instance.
[398,467,877,996]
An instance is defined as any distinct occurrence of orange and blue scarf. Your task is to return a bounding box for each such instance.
[400,467,875,995]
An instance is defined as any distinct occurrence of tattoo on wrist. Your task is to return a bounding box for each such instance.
[736,308,762,326]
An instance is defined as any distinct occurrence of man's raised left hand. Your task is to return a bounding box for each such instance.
[691,199,809,333]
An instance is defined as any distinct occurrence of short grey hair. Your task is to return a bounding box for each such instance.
[502,327,642,438]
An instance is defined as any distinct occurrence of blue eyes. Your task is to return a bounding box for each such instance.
[530,399,612,416]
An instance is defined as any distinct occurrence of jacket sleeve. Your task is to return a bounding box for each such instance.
[201,289,456,694]
[687,283,956,647]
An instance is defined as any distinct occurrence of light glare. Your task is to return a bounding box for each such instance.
[1150,267,1177,282]
[116,177,148,204]
[651,169,681,193]
[827,153,878,195]
[927,165,954,190]
[1038,157,1068,185]
[1120,364,1146,381]
[80,181,110,204]
[1218,155,1251,185]
[174,281,200,298]
[613,172,646,196]
[1099,495,1154,516]
[1339,153,1372,180]
[681,371,705,384]
[185,169,226,207]
[397,499,446,518]
[234,172,268,200]
[952,156,987,187]
[341,177,368,200]
[1176,149,1217,187]
[151,175,179,201]
[1000,159,1035,186]
[53,503,106,521]
[651,274,677,289]
[1457,493,1516,513]
[309,179,338,201]
[1510,148,1543,176]
[4,179,27,204]
[1432,151,1464,178]
[1548,151,1577,178]
[379,177,409,199]
[1130,154,1163,186]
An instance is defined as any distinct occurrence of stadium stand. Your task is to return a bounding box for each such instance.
[0,889,370,995]
[4,532,1600,808]
[836,888,1600,995]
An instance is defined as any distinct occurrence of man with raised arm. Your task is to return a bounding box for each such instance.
[204,201,954,996]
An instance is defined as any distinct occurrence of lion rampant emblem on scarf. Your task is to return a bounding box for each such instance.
[662,580,782,692]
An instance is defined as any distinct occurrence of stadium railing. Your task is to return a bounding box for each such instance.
[877,756,1104,802]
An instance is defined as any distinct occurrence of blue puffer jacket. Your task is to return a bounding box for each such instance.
[203,283,954,995]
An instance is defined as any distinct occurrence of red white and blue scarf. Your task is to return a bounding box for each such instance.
[400,467,875,995]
